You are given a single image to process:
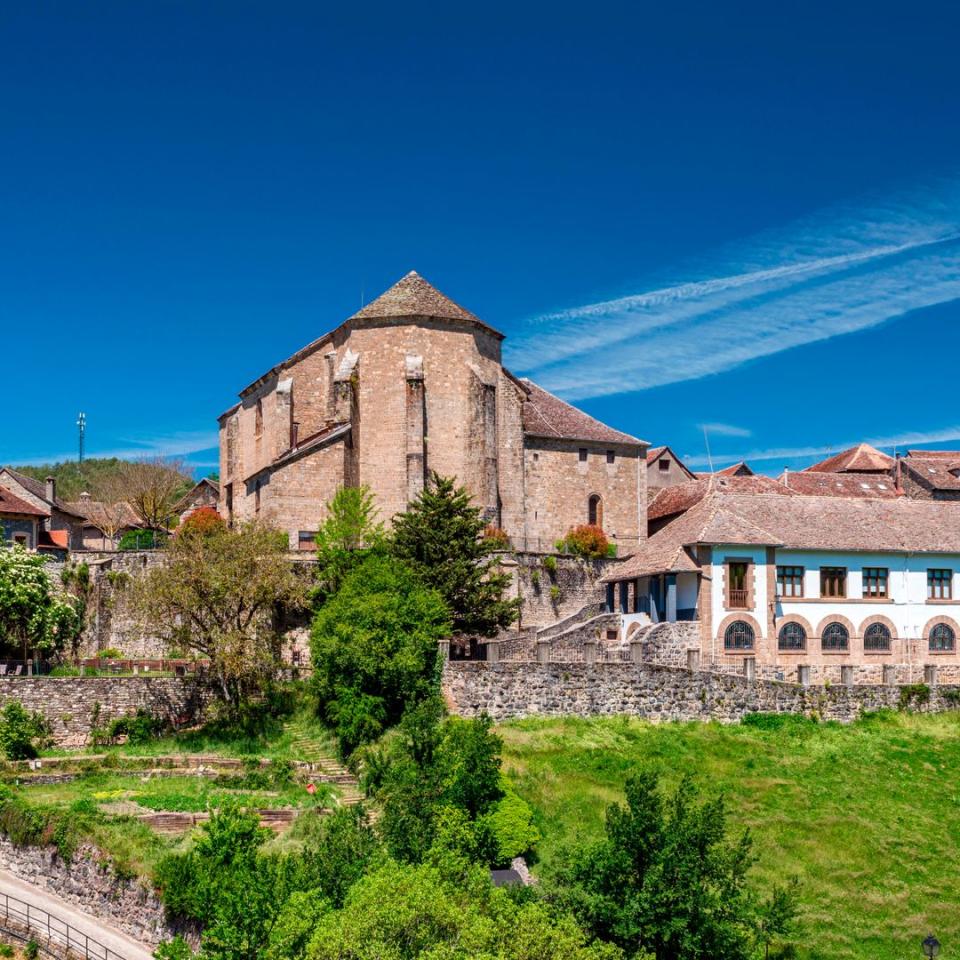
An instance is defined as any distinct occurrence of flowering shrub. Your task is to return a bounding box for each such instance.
[556,524,610,560]
[482,525,511,550]
[177,507,225,538]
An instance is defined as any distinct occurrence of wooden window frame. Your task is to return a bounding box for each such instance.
[862,567,889,599]
[776,565,804,598]
[928,569,953,601]
[725,558,752,610]
[820,566,847,599]
[578,448,588,463]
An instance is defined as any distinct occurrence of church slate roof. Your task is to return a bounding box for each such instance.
[520,379,645,446]
[350,271,503,338]
[803,443,894,473]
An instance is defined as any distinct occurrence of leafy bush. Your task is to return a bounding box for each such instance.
[542,555,558,575]
[105,709,167,745]
[482,789,541,864]
[556,524,610,560]
[118,528,163,550]
[899,683,931,711]
[99,647,124,659]
[0,701,50,760]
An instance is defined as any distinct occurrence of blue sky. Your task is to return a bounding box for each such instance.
[2,1,960,475]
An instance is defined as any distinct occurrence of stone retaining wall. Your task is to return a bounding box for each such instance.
[0,678,210,748]
[504,554,617,629]
[442,660,960,723]
[0,838,191,949]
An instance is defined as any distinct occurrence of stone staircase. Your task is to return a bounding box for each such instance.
[284,718,364,808]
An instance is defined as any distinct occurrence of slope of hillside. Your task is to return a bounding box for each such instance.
[500,712,960,960]
[10,458,131,500]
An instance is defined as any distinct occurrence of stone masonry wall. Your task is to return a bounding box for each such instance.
[0,677,210,748]
[0,838,189,948]
[640,622,701,667]
[443,660,960,724]
[507,553,617,629]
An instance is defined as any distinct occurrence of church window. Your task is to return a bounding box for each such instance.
[255,399,263,438]
[588,494,603,528]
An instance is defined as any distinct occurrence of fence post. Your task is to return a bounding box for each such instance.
[840,665,854,686]
[686,648,701,672]
[924,664,938,687]
[437,638,450,662]
[583,639,597,665]
[798,664,811,687]
[536,640,551,665]
[629,638,644,664]
[882,664,896,685]
[743,657,756,682]
[486,642,500,664]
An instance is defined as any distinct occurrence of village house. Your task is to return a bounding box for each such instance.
[645,445,696,495]
[217,271,648,553]
[896,450,960,501]
[602,490,960,684]
[0,486,47,549]
[0,469,86,550]
[174,477,220,524]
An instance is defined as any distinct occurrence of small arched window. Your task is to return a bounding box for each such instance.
[864,623,892,652]
[821,622,849,651]
[778,622,806,651]
[588,494,603,529]
[724,620,754,650]
[255,399,264,437]
[930,623,956,652]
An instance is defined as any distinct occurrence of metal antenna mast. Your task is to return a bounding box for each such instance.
[77,412,86,464]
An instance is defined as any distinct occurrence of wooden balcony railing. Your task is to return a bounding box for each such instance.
[728,588,749,609]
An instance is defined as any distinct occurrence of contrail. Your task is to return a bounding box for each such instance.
[507,178,960,396]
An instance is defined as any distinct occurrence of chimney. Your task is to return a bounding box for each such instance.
[45,476,56,503]
[291,421,300,449]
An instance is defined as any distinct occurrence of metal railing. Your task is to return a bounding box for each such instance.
[0,890,132,959]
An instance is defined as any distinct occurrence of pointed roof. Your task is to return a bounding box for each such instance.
[350,271,503,338]
[804,443,894,474]
[521,379,644,446]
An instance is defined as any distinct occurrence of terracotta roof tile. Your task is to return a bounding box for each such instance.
[521,380,644,446]
[900,453,960,492]
[804,443,894,473]
[648,475,793,521]
[779,471,901,499]
[39,530,69,549]
[0,487,47,517]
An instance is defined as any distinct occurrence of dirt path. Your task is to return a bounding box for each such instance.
[0,867,154,960]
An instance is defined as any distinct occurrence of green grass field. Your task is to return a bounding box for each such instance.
[499,711,960,960]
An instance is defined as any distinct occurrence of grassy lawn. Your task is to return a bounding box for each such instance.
[499,711,960,960]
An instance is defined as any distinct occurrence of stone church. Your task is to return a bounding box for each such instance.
[218,272,647,552]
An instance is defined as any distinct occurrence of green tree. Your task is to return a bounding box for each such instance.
[365,698,504,863]
[304,859,623,960]
[313,485,384,602]
[132,522,309,707]
[551,770,791,960]
[310,555,450,754]
[0,547,80,662]
[391,473,520,637]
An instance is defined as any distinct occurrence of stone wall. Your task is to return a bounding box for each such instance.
[639,622,701,667]
[442,660,960,724]
[0,677,210,748]
[0,838,189,948]
[507,553,617,630]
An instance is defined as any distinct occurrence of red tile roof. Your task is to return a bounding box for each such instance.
[778,470,901,499]
[607,491,960,581]
[38,530,69,549]
[900,452,960,492]
[0,487,47,517]
[521,380,644,446]
[804,443,894,473]
[648,475,793,521]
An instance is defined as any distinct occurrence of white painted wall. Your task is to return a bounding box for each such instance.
[709,545,769,642]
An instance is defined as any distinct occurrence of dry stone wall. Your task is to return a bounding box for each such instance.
[0,677,210,748]
[443,660,960,724]
[506,553,616,629]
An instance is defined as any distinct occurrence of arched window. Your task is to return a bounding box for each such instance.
[930,623,956,652]
[724,620,755,651]
[778,622,806,651]
[255,399,264,437]
[821,622,849,652]
[588,495,603,529]
[863,622,892,652]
